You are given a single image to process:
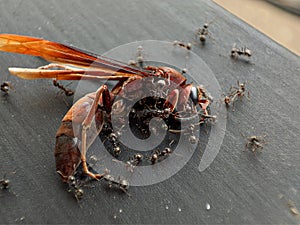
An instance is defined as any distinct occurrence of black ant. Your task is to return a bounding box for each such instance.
[231,44,252,59]
[103,173,129,193]
[0,175,10,189]
[1,81,13,94]
[149,147,173,164]
[195,22,213,44]
[224,81,249,110]
[109,132,121,155]
[36,63,75,96]
[66,175,84,200]
[245,135,267,154]
[195,23,209,44]
[123,153,144,172]
[128,45,144,68]
[173,40,192,51]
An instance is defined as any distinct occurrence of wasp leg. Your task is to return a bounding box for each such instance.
[81,85,110,180]
[163,89,179,112]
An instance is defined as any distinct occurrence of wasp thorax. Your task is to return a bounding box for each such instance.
[157,79,166,88]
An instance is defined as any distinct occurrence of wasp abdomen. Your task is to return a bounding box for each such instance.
[55,121,81,182]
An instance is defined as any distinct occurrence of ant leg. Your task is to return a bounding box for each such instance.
[230,93,238,111]
[53,80,74,96]
[81,85,110,180]
[36,64,76,96]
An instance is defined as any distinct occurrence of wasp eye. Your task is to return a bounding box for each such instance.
[190,86,198,105]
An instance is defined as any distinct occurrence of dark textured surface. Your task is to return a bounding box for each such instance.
[0,0,299,224]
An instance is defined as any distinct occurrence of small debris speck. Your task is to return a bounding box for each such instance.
[178,208,182,212]
[206,203,211,211]
[15,216,25,222]
[165,205,169,210]
[119,209,123,213]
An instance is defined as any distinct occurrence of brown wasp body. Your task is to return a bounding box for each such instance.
[0,34,211,183]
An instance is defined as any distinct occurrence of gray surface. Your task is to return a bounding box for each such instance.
[0,0,299,224]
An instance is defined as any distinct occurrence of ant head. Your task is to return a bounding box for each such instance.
[224,96,230,104]
[200,35,206,42]
[137,45,143,51]
[203,23,209,29]
[187,42,192,50]
[245,48,252,56]
[120,179,129,190]
[239,83,246,91]
[164,147,172,154]
[134,153,143,161]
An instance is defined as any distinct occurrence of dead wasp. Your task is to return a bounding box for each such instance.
[231,44,252,59]
[1,81,13,94]
[195,22,212,44]
[173,40,192,50]
[245,135,267,154]
[224,81,249,110]
[0,34,211,185]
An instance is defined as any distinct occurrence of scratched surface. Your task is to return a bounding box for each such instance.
[0,0,299,224]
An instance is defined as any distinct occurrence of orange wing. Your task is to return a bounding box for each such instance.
[0,34,151,80]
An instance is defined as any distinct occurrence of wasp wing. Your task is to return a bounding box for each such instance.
[0,34,151,80]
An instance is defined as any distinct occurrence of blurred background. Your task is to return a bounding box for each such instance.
[214,0,300,56]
